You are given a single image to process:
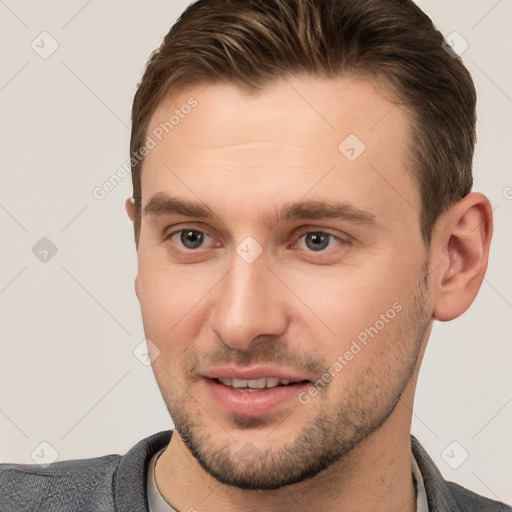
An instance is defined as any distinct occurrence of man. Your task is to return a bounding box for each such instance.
[1,0,510,511]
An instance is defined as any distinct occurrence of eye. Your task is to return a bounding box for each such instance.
[169,229,214,250]
[294,231,343,252]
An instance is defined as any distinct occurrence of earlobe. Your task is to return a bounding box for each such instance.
[432,192,493,322]
[125,197,136,222]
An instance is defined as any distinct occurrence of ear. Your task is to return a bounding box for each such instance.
[432,192,493,322]
[125,197,140,298]
[125,197,136,222]
[134,274,140,300]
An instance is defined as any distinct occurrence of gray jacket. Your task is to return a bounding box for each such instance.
[1,430,510,511]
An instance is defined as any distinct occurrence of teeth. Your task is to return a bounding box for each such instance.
[233,378,250,388]
[249,378,267,389]
[217,377,295,389]
[265,377,280,388]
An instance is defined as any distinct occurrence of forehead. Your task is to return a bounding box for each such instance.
[140,75,418,229]
[148,75,405,154]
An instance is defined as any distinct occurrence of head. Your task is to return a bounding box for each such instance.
[126,0,492,491]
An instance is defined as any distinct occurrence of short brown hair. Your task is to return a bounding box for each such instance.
[130,0,476,245]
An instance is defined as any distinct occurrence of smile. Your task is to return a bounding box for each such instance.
[215,377,297,389]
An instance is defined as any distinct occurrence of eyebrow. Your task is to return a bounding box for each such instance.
[143,193,377,226]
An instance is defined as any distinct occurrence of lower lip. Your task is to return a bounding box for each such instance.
[204,378,310,416]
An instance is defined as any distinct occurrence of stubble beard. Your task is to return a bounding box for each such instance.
[158,274,430,490]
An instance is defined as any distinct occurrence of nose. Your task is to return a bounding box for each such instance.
[209,251,288,351]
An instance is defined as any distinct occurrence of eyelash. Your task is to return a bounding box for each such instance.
[165,228,347,254]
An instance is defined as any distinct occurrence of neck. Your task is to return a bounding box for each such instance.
[155,389,419,512]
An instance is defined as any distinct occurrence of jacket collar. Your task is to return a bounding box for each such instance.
[411,435,459,511]
[115,430,458,512]
[115,430,172,512]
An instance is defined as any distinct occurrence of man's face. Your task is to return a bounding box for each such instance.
[133,76,432,489]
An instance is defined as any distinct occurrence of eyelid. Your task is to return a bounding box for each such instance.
[290,232,343,252]
[291,226,350,244]
[162,222,216,241]
[163,225,351,251]
[166,227,219,249]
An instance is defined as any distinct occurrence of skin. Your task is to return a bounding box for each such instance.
[126,75,492,512]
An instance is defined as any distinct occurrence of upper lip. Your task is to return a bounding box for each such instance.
[202,366,310,382]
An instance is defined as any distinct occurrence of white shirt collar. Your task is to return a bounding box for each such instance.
[147,447,177,512]
[412,450,430,512]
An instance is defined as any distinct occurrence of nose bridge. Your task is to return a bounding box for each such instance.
[209,248,287,350]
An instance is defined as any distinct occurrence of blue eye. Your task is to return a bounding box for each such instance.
[296,232,341,252]
[171,230,211,249]
[167,228,344,254]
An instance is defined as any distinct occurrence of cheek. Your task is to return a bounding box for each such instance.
[136,259,194,343]
[136,252,221,368]
[320,299,421,404]
[137,246,193,314]
[280,260,411,354]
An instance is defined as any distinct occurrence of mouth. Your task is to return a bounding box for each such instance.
[202,369,312,416]
[213,376,307,390]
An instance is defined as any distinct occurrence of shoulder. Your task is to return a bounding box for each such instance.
[411,435,511,512]
[0,454,121,511]
[0,430,172,512]
[446,481,512,512]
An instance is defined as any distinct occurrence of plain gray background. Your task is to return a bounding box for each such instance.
[1,0,511,504]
